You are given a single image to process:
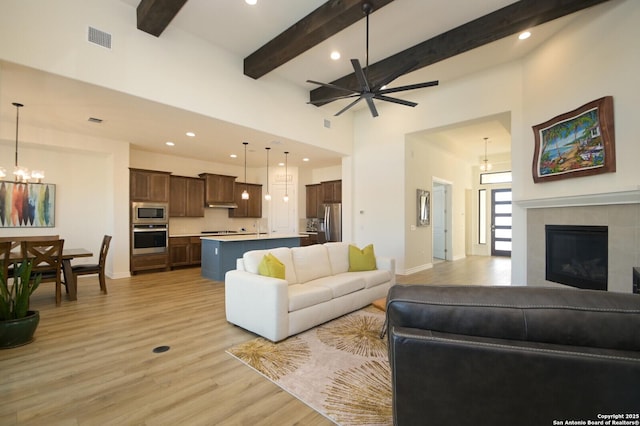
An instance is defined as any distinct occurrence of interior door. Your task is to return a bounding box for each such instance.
[491,189,512,257]
[432,184,446,260]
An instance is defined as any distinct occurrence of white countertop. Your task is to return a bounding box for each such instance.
[200,234,303,242]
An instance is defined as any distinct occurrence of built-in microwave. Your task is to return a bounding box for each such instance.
[132,202,168,224]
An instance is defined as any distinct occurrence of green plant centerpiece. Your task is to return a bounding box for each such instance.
[0,261,42,348]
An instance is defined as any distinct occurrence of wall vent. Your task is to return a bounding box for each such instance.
[88,26,112,49]
[324,119,331,129]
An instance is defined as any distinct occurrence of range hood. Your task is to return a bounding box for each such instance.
[207,202,238,209]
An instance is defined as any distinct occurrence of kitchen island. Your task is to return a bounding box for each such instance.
[201,234,301,281]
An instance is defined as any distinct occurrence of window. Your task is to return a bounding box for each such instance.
[480,171,512,185]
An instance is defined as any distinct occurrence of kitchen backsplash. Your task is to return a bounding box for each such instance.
[169,209,268,235]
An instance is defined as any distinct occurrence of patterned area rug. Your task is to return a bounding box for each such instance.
[226,306,392,426]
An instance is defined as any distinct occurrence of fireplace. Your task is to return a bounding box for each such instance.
[545,225,608,291]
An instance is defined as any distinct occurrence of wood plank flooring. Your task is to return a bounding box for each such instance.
[0,256,509,425]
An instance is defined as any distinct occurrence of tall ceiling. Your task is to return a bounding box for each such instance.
[0,0,603,168]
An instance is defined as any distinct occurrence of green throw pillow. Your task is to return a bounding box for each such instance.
[258,253,285,279]
[348,244,377,272]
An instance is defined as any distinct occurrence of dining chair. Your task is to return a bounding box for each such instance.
[0,241,11,284]
[71,235,112,294]
[21,239,65,306]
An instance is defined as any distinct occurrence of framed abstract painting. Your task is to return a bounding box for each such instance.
[532,96,615,183]
[0,181,56,228]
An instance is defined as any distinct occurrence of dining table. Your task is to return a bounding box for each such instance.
[9,248,93,301]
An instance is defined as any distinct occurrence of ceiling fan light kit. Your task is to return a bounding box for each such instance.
[306,1,438,118]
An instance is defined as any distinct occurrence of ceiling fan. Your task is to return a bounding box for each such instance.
[307,1,439,118]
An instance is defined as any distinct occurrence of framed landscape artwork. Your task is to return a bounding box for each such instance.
[532,96,615,183]
[0,181,56,228]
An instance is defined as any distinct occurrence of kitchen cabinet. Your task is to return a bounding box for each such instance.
[199,173,236,206]
[229,182,262,218]
[130,168,171,202]
[305,184,322,218]
[321,179,342,203]
[131,253,169,273]
[170,176,205,217]
[169,236,202,267]
[300,233,319,246]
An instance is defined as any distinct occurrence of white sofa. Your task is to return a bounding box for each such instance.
[225,242,395,342]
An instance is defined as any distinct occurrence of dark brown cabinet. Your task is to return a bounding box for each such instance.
[170,176,204,217]
[229,183,262,218]
[305,184,322,218]
[130,253,169,272]
[169,236,202,267]
[199,173,236,206]
[321,180,342,203]
[130,168,170,202]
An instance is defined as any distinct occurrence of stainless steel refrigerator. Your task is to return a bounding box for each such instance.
[319,203,342,242]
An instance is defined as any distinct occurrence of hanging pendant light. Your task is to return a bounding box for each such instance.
[6,102,44,183]
[264,147,272,201]
[283,151,289,203]
[480,137,492,172]
[241,142,249,200]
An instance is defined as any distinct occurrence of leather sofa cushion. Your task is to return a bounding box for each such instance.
[387,284,640,351]
[288,284,333,312]
[291,244,332,283]
[308,275,365,298]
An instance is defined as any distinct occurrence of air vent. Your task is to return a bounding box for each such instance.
[88,117,103,124]
[88,26,112,49]
[324,119,331,129]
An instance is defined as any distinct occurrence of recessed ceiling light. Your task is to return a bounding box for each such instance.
[186,131,196,137]
[165,141,175,146]
[330,51,341,61]
[303,158,310,162]
[230,154,237,159]
[245,0,257,5]
[278,162,285,167]
[519,31,531,40]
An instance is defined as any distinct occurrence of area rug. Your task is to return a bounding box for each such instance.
[226,306,392,426]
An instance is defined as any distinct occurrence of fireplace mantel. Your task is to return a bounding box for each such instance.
[515,189,640,209]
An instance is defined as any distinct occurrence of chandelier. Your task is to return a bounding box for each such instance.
[0,102,45,182]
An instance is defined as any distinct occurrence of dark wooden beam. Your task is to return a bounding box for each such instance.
[244,0,396,80]
[310,0,612,105]
[136,0,189,37]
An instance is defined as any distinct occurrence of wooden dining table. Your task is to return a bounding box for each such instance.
[9,248,93,301]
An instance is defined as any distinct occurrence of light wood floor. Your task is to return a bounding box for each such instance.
[0,256,510,425]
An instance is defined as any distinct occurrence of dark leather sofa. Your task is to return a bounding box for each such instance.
[386,284,640,426]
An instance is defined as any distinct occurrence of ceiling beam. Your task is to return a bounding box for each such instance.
[136,0,189,37]
[310,0,612,105]
[244,0,396,80]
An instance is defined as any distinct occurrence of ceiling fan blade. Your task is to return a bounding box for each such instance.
[334,96,364,116]
[378,80,439,95]
[351,59,371,92]
[307,93,361,106]
[365,96,379,117]
[306,80,359,94]
[374,94,418,107]
[372,61,418,91]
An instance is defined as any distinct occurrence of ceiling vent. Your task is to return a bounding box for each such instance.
[88,26,112,49]
[88,117,103,124]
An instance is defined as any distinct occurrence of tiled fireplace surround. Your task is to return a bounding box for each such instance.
[525,194,640,294]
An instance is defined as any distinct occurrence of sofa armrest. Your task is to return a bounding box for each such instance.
[225,270,290,341]
[375,256,396,284]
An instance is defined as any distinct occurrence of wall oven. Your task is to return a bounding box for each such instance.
[132,224,168,255]
[132,202,168,224]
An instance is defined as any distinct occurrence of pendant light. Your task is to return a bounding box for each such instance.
[480,137,492,172]
[1,103,45,183]
[264,147,272,201]
[283,151,289,203]
[241,142,249,200]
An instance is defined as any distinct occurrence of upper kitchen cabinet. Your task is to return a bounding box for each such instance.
[321,180,342,203]
[199,173,236,207]
[305,184,322,218]
[170,176,205,217]
[229,182,262,218]
[130,168,171,202]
